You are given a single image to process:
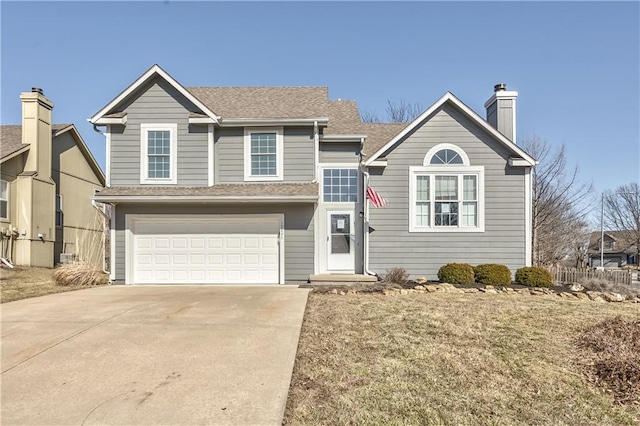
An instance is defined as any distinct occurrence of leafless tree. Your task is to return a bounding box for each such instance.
[360,100,424,123]
[604,182,640,265]
[523,136,594,265]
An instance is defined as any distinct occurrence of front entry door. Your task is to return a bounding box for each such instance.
[327,211,355,272]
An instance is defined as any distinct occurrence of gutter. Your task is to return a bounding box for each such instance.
[360,139,377,278]
[92,195,319,203]
[312,121,319,183]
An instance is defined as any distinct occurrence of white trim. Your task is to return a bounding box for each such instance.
[92,116,127,125]
[524,167,532,267]
[124,214,285,285]
[423,143,470,166]
[221,118,328,126]
[208,124,214,186]
[313,202,320,275]
[313,121,319,183]
[408,165,485,233]
[0,179,9,221]
[105,126,111,187]
[89,64,219,124]
[189,117,216,124]
[509,158,531,167]
[321,134,367,142]
[243,127,284,182]
[483,90,519,108]
[139,123,178,185]
[94,195,317,203]
[363,92,536,167]
[110,204,116,281]
[325,209,356,273]
[368,160,388,167]
[318,164,360,205]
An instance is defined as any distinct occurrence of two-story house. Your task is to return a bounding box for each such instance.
[90,65,536,285]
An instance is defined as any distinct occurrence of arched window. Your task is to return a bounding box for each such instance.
[423,144,470,166]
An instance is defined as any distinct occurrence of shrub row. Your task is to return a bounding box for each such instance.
[436,263,554,287]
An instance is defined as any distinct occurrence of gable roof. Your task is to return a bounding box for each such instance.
[362,92,537,166]
[588,230,638,254]
[187,87,329,119]
[0,124,105,185]
[88,64,220,124]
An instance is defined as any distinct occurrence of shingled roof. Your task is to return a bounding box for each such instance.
[95,182,318,199]
[0,124,71,160]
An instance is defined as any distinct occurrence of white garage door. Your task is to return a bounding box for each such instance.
[131,216,281,284]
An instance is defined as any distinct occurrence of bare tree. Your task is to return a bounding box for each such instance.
[604,182,640,265]
[360,100,424,123]
[523,136,594,265]
[386,100,423,123]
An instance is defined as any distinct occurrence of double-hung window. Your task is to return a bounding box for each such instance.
[0,180,8,220]
[323,168,358,202]
[409,144,484,232]
[244,127,283,181]
[140,123,177,184]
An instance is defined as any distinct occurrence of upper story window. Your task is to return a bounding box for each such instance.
[323,168,358,202]
[55,194,63,228]
[244,127,283,181]
[140,123,177,184]
[409,144,484,232]
[0,180,8,220]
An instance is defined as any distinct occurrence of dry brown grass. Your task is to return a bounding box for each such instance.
[54,262,108,287]
[577,317,640,405]
[1,266,105,303]
[285,292,640,425]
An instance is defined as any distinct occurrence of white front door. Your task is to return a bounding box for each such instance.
[326,211,355,272]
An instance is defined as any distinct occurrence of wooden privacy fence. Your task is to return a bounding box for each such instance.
[547,266,632,286]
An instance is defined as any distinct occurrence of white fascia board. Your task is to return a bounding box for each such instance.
[483,91,519,108]
[93,195,318,203]
[321,134,367,142]
[88,64,219,124]
[368,160,388,167]
[189,117,217,124]
[509,157,536,167]
[219,118,329,126]
[364,92,537,167]
[92,116,127,125]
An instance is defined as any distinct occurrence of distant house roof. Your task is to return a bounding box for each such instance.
[588,230,638,255]
[0,124,70,160]
[94,182,318,202]
[0,124,105,185]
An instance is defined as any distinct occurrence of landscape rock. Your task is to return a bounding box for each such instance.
[484,285,495,290]
[573,292,590,301]
[569,283,584,292]
[479,288,498,294]
[399,289,408,295]
[346,289,357,296]
[424,285,438,293]
[413,285,426,290]
[585,291,605,302]
[329,288,338,294]
[414,277,428,285]
[463,288,480,293]
[602,292,623,302]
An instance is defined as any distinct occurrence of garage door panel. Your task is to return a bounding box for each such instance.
[132,217,281,284]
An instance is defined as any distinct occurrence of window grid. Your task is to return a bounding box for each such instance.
[415,176,430,227]
[147,130,171,179]
[251,133,277,176]
[462,175,477,227]
[0,180,7,219]
[323,169,358,203]
[431,149,463,165]
[413,174,479,229]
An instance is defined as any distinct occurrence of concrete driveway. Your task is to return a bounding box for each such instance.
[1,285,310,425]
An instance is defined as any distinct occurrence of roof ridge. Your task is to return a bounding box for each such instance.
[187,86,328,89]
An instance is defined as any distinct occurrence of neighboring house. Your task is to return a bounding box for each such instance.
[587,231,639,268]
[0,89,106,268]
[90,65,536,285]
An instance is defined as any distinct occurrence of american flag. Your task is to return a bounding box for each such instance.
[366,187,388,208]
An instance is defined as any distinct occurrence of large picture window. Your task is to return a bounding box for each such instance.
[244,127,283,181]
[409,144,484,232]
[140,123,177,184]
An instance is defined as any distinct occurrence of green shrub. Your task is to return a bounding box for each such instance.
[474,264,512,286]
[438,263,475,284]
[515,267,554,288]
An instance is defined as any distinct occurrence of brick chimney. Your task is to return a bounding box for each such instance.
[20,87,54,178]
[484,83,518,143]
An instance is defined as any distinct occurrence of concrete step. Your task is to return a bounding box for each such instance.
[309,274,378,283]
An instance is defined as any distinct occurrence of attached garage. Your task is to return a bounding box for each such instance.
[126,215,284,284]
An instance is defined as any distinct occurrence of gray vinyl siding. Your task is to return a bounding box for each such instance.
[368,103,527,279]
[486,98,514,141]
[319,142,361,163]
[113,203,314,283]
[109,77,208,186]
[216,127,314,183]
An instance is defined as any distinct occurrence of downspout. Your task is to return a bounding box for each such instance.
[312,121,319,183]
[92,199,110,275]
[360,138,377,278]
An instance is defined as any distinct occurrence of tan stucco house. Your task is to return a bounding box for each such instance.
[0,88,106,268]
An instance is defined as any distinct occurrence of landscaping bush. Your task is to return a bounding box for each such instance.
[474,264,512,286]
[382,267,410,284]
[438,263,475,284]
[515,267,554,288]
[54,262,108,287]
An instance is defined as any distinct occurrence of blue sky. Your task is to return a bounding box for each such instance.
[2,1,638,199]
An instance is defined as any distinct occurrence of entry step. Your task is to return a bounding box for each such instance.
[309,274,378,283]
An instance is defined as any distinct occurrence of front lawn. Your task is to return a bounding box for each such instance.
[0,267,96,303]
[285,292,640,425]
